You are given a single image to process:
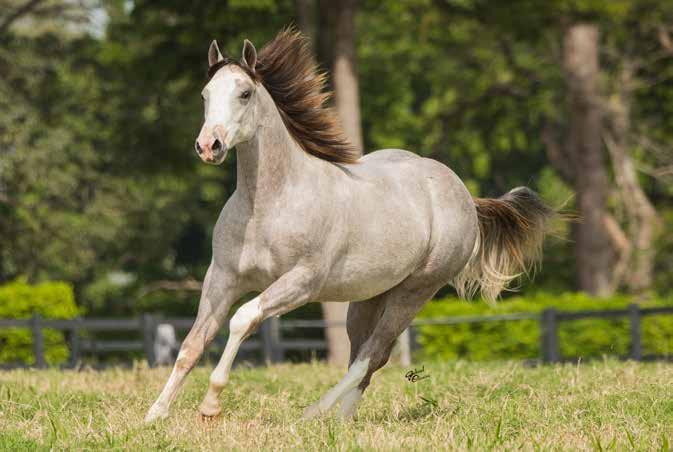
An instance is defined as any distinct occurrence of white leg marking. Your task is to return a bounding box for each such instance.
[338,387,362,420]
[144,348,194,423]
[228,297,262,336]
[303,358,369,419]
[199,297,262,417]
[145,399,170,423]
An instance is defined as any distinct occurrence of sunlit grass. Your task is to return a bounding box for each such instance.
[1,360,672,450]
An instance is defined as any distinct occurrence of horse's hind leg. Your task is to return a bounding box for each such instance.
[347,298,386,365]
[304,278,441,420]
[334,298,385,418]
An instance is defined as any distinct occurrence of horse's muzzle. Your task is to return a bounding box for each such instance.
[195,139,228,165]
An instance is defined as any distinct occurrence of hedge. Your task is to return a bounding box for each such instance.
[416,292,673,361]
[0,279,79,365]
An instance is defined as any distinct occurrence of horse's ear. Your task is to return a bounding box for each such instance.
[241,39,257,73]
[208,40,224,67]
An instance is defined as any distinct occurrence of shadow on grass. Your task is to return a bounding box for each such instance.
[367,397,459,423]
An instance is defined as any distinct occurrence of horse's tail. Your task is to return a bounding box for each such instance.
[453,187,554,303]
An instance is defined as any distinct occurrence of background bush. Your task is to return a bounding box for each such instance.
[0,279,79,365]
[416,293,673,361]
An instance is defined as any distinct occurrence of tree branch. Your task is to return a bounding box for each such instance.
[0,0,45,35]
[602,212,630,293]
[139,278,203,298]
[541,122,575,185]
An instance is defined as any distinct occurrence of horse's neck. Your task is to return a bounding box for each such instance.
[235,91,311,209]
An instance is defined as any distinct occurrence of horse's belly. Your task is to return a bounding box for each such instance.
[317,262,412,302]
[316,226,429,302]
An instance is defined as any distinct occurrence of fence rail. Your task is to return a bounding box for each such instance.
[1,304,673,368]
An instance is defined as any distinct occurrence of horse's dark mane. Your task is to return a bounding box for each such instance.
[207,27,359,164]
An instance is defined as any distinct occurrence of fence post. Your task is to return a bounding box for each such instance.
[541,309,559,364]
[31,314,46,368]
[397,328,412,367]
[142,314,156,367]
[629,303,642,361]
[68,317,82,368]
[64,318,79,369]
[260,317,283,364]
[409,325,419,352]
[270,317,283,362]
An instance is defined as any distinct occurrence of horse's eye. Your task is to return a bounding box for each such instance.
[241,90,251,100]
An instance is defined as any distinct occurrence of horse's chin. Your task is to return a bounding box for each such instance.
[201,148,228,165]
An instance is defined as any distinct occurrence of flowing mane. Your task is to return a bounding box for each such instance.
[208,28,359,164]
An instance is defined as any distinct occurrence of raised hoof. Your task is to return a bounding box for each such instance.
[198,400,222,419]
[200,412,221,423]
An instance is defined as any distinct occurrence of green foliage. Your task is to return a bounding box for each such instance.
[2,0,673,320]
[417,293,673,361]
[0,279,79,365]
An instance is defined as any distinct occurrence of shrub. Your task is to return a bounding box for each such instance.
[0,279,79,365]
[416,292,673,361]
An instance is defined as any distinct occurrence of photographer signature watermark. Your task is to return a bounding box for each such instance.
[404,366,437,409]
[405,365,430,383]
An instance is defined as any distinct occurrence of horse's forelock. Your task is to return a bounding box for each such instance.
[207,59,258,82]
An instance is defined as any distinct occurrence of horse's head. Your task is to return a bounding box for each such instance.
[195,39,259,165]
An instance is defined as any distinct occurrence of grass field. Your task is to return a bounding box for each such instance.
[1,360,672,451]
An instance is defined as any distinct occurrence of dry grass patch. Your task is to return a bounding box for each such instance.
[1,360,672,450]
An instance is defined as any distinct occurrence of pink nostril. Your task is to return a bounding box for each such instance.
[195,132,218,160]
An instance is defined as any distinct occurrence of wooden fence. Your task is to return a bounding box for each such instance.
[1,304,672,368]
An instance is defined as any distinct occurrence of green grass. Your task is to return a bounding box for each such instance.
[1,360,672,450]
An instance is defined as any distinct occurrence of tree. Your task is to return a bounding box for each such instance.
[322,0,363,367]
[295,0,361,367]
[562,24,613,296]
[4,0,673,329]
[332,0,364,153]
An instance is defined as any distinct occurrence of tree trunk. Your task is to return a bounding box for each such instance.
[332,0,363,153]
[296,0,361,367]
[604,62,661,295]
[563,24,613,296]
[317,0,335,77]
[294,0,316,44]
[319,0,363,368]
[320,302,350,367]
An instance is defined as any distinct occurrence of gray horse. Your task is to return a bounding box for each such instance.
[145,28,552,423]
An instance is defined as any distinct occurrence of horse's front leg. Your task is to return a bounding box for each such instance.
[198,267,317,417]
[144,263,241,423]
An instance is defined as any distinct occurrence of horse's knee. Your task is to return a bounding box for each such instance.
[229,297,263,336]
[174,355,194,372]
[174,342,201,372]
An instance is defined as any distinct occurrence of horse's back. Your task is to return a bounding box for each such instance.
[360,148,420,163]
[356,149,475,215]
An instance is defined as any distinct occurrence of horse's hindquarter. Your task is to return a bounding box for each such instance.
[317,149,479,302]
